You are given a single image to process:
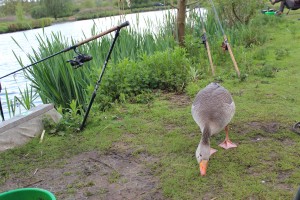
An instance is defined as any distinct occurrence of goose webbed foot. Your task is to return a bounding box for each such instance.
[218,139,237,149]
[219,125,237,149]
[210,148,217,155]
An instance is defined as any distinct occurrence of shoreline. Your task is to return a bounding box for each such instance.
[0,6,169,35]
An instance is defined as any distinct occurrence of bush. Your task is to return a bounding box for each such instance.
[31,5,47,19]
[0,23,9,33]
[94,47,190,110]
[8,22,29,32]
[141,47,190,92]
[31,18,53,29]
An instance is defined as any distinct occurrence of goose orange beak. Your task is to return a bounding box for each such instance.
[199,160,208,176]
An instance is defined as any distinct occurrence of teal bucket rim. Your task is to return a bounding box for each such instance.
[0,188,56,199]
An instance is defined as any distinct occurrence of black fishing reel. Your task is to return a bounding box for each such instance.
[201,33,207,49]
[67,48,93,69]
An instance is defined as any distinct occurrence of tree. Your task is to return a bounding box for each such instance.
[1,0,38,17]
[176,0,187,46]
[82,0,96,8]
[42,0,73,19]
[215,0,264,27]
[172,0,199,47]
[2,0,17,15]
[16,1,24,22]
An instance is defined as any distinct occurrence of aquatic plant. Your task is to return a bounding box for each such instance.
[14,13,177,112]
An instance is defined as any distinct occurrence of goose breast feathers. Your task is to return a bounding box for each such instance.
[191,82,235,135]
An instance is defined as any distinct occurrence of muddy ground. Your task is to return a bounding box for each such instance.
[1,143,164,200]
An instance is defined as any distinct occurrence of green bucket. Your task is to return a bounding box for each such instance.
[0,188,56,200]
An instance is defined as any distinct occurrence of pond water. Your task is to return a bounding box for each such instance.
[0,8,205,120]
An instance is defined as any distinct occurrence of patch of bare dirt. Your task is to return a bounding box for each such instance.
[162,93,191,108]
[248,122,280,133]
[1,149,164,199]
[233,121,284,135]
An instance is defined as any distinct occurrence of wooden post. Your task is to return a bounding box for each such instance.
[224,35,240,78]
[199,13,215,76]
[205,37,215,76]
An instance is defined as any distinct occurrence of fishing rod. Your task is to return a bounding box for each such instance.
[79,24,125,131]
[0,21,130,80]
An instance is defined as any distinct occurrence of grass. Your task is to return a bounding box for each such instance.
[1,9,300,200]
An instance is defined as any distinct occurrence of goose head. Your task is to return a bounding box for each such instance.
[196,140,210,176]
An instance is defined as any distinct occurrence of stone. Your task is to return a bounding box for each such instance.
[0,104,61,152]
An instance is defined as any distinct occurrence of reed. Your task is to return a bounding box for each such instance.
[3,83,38,119]
[15,84,38,110]
[15,32,93,111]
[4,88,18,118]
[14,13,177,112]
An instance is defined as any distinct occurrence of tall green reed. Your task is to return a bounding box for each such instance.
[14,13,177,112]
[3,84,37,118]
[16,32,93,111]
[5,88,17,118]
[15,83,38,110]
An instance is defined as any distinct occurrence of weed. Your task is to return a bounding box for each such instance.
[84,190,93,196]
[66,188,76,194]
[253,48,268,60]
[63,172,72,176]
[108,170,121,183]
[86,181,95,187]
[254,64,277,78]
[188,66,200,82]
[42,103,82,135]
[274,48,290,60]
[15,84,38,110]
[99,188,108,194]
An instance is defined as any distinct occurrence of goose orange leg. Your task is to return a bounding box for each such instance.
[218,125,237,149]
